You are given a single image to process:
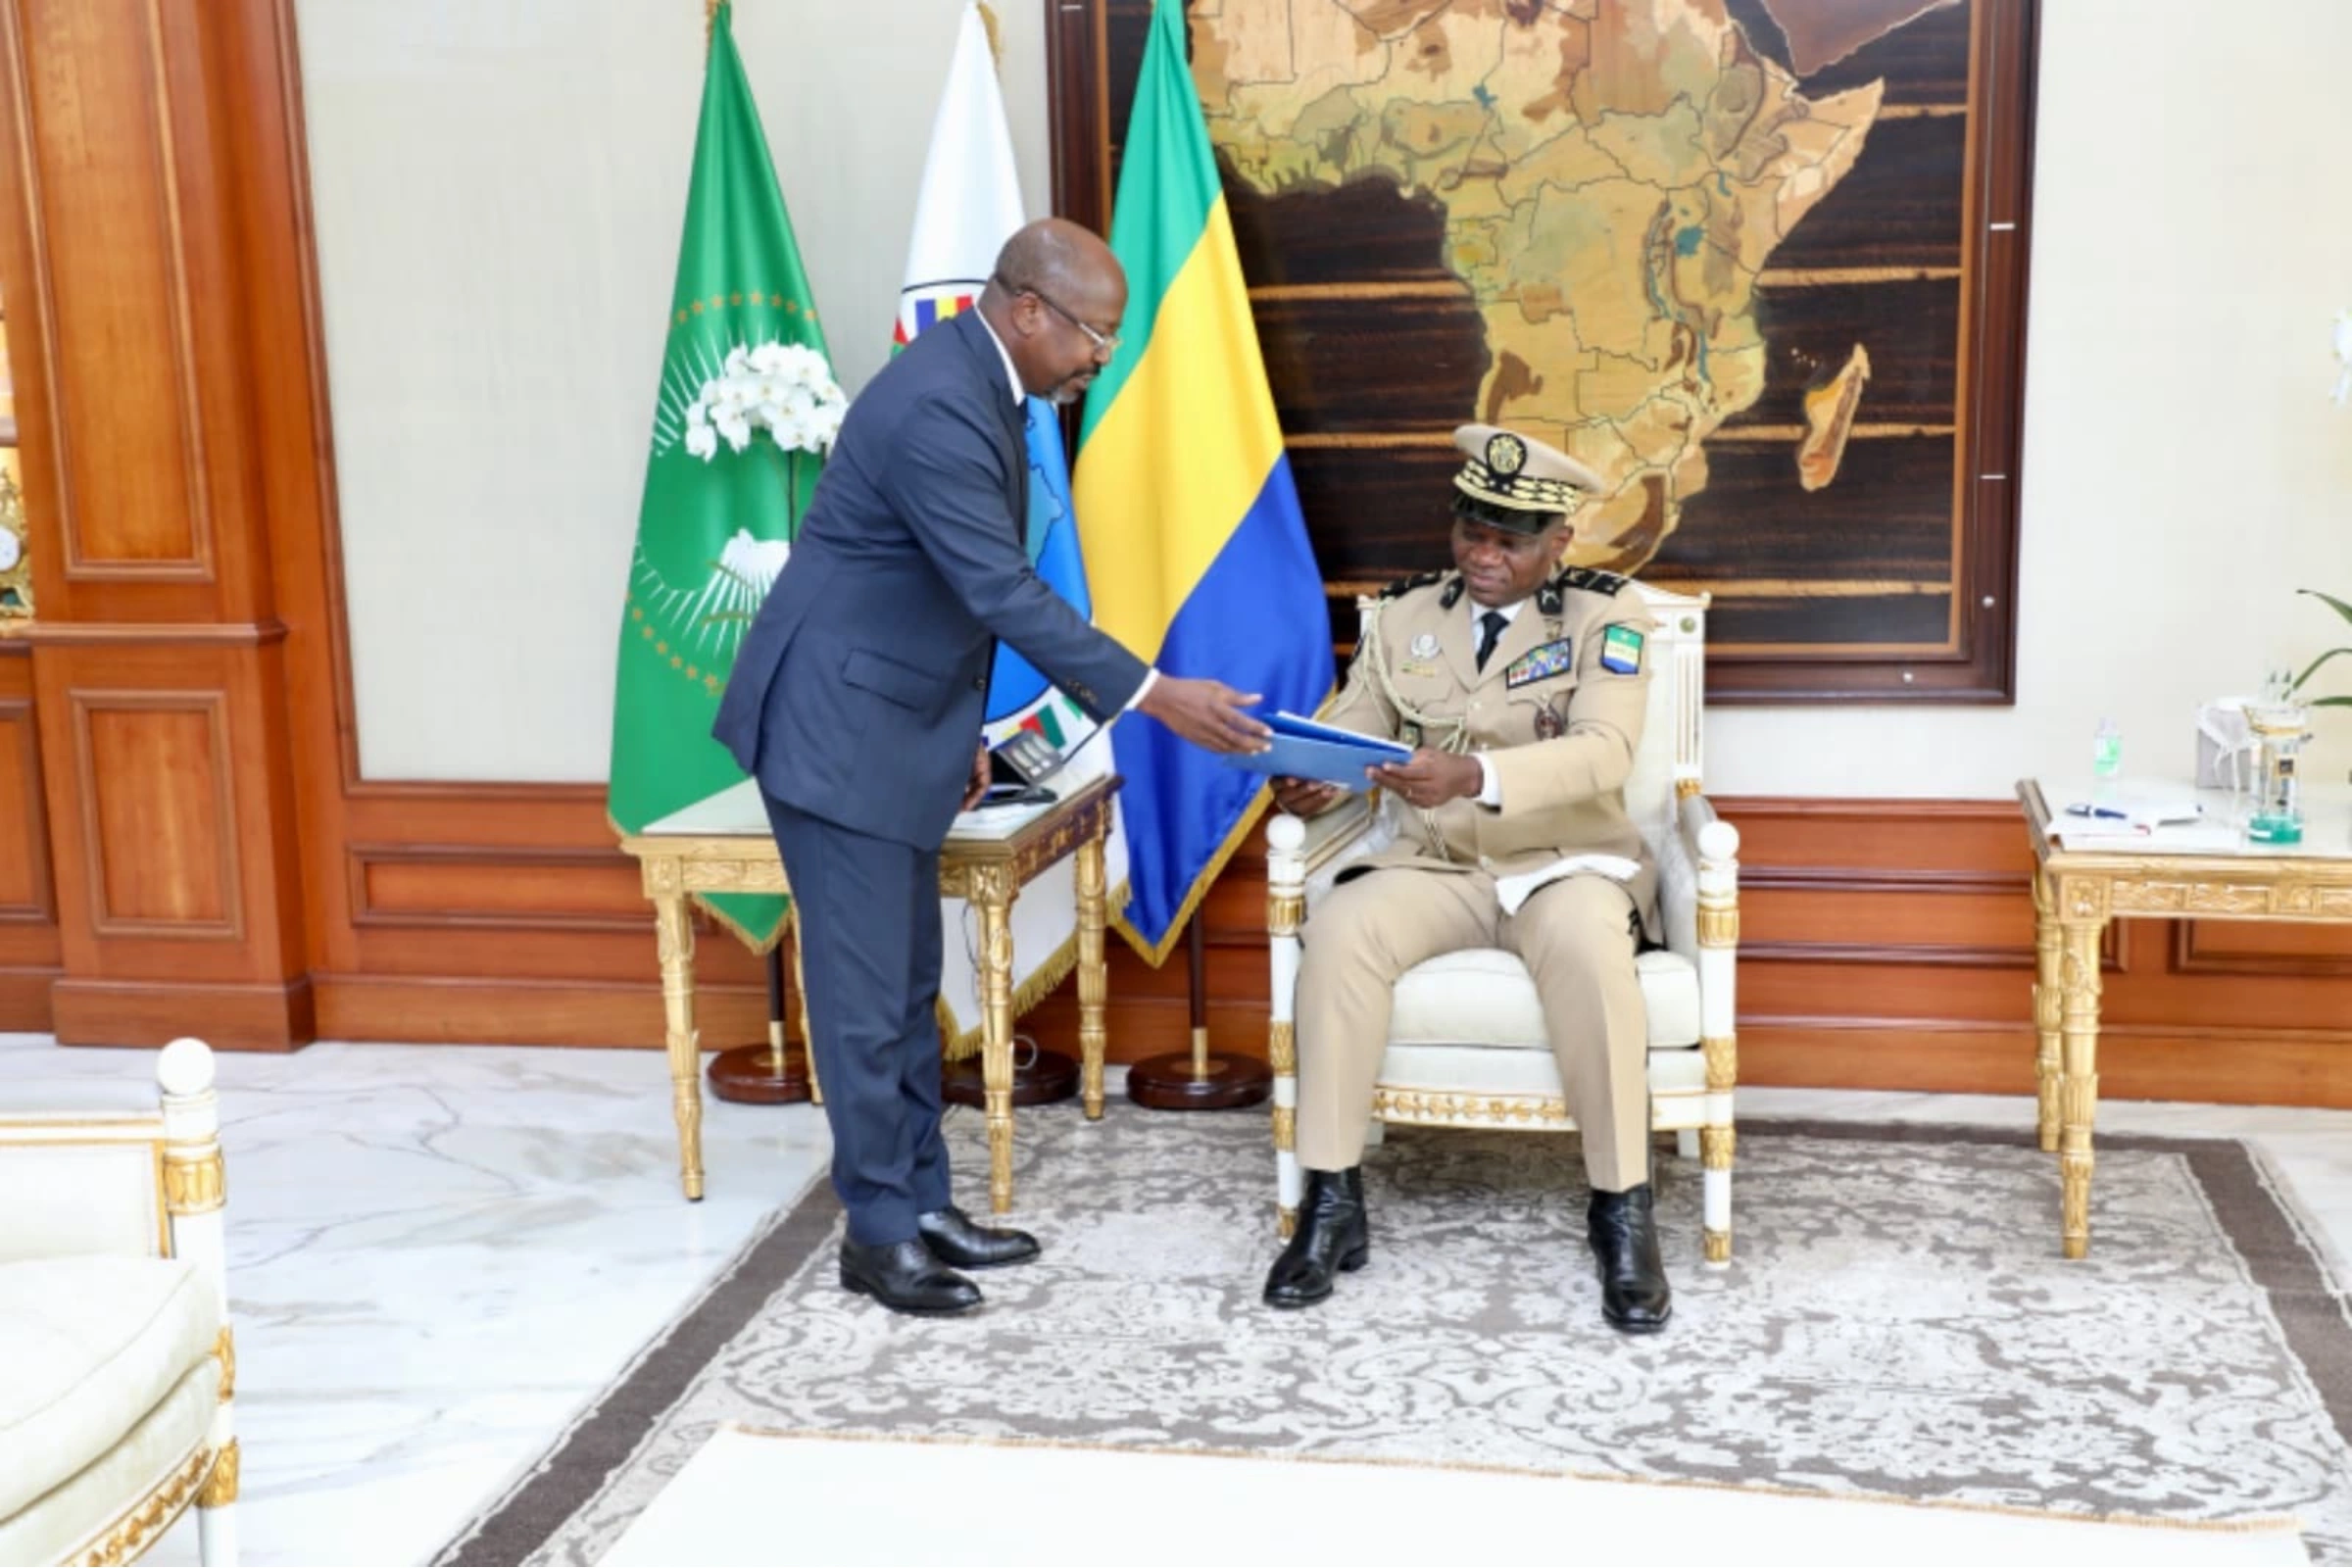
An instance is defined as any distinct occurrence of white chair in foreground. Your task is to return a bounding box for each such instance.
[0,1038,239,1565]
[1266,583,1743,1262]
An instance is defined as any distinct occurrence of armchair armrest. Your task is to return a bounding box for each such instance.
[1298,793,1379,875]
[1675,791,1740,1059]
[0,1040,225,1292]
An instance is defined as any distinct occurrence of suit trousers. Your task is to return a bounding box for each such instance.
[1295,869,1651,1192]
[762,793,951,1245]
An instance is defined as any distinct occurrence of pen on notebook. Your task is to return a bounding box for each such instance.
[2065,804,2130,820]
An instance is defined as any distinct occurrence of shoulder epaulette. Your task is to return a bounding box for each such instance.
[1549,564,1631,598]
[1374,569,1457,604]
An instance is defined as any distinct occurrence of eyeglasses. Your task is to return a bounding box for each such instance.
[993,273,1122,357]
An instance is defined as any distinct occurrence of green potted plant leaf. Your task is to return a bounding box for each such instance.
[2289,590,2352,709]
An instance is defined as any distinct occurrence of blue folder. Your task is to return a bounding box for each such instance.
[1224,710,1412,788]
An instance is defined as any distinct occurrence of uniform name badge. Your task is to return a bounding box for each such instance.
[1600,623,1645,675]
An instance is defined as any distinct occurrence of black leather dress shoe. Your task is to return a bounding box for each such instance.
[915,1205,1040,1270]
[1588,1184,1672,1334]
[1263,1167,1369,1309]
[838,1238,982,1315]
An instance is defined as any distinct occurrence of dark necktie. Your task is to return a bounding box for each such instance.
[1474,610,1508,671]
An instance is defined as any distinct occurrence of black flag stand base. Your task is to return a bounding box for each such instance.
[1126,913,1270,1110]
[941,1048,1080,1108]
[708,944,813,1104]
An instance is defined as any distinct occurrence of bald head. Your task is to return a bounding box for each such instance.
[981,218,1129,406]
[994,218,1119,302]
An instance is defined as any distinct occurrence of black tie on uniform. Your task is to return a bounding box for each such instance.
[1474,610,1507,671]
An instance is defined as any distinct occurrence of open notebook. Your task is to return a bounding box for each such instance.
[2045,785,2239,853]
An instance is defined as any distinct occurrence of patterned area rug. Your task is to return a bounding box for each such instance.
[439,1109,2352,1566]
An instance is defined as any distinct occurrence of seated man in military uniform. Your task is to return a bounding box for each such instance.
[1263,423,1671,1334]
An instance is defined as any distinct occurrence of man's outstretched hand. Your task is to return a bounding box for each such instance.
[1138,676,1273,756]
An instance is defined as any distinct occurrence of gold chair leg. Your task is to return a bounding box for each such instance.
[1701,1124,1735,1263]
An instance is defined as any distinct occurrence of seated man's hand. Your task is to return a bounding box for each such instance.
[1368,748,1484,810]
[1271,775,1344,817]
[1138,675,1273,756]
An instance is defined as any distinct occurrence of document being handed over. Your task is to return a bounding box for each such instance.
[1223,710,1412,789]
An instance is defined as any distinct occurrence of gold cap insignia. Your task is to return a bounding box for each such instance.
[1448,423,1603,524]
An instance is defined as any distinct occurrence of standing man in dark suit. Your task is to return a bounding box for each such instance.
[712,219,1270,1315]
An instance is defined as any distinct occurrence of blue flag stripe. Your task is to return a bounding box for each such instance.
[1109,456,1334,946]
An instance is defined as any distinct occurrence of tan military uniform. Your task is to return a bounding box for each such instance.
[1295,563,1659,1192]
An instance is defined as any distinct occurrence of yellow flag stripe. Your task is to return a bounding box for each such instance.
[1072,196,1286,662]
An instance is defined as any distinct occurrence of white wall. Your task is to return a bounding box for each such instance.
[301,0,2352,794]
[295,0,1052,780]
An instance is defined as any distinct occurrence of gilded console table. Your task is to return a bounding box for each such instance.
[2018,778,2352,1258]
[620,774,1119,1211]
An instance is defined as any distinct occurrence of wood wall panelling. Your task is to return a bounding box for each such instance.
[70,689,240,937]
[27,643,308,1045]
[0,649,51,924]
[0,0,312,1047]
[0,644,58,1029]
[15,0,212,579]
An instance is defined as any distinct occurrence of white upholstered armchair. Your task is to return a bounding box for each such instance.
[1265,583,1742,1262]
[0,1039,239,1565]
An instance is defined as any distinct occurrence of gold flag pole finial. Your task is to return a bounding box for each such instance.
[976,2,1002,69]
[706,0,723,47]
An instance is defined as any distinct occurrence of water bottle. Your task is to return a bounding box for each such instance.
[2091,717,2122,787]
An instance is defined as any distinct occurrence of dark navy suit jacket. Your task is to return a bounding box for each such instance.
[711,312,1149,849]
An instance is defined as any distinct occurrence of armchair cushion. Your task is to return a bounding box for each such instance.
[1388,947,1703,1052]
[1382,1038,1708,1101]
[0,1358,220,1568]
[0,1255,221,1519]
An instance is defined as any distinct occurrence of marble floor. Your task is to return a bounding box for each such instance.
[6,1031,2350,1567]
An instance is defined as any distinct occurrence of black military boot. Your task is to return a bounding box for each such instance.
[1588,1184,1672,1333]
[1262,1167,1369,1309]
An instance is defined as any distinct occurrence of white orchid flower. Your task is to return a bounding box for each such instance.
[678,340,847,459]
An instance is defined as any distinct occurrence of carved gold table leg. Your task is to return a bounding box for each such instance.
[790,907,822,1106]
[2033,869,2062,1153]
[975,868,1018,1213]
[651,880,705,1201]
[2057,914,2104,1259]
[1076,830,1109,1121]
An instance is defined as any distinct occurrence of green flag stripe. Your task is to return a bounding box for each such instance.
[1076,0,1219,444]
